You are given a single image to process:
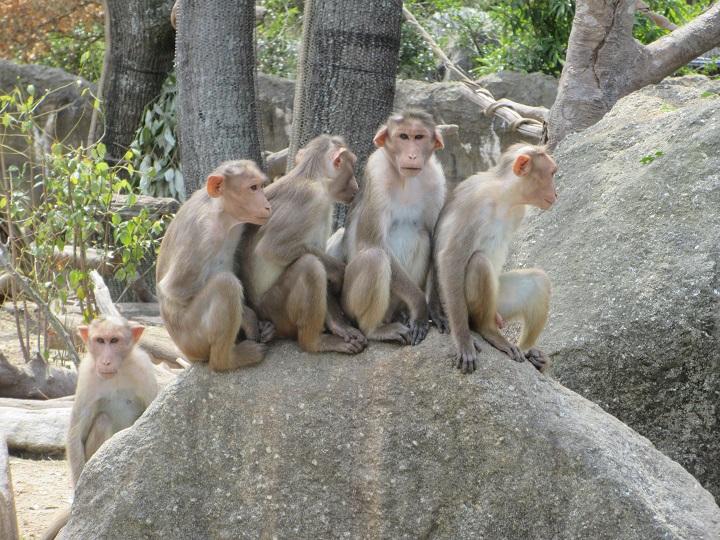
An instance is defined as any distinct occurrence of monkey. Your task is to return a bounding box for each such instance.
[156,160,274,372]
[238,135,367,354]
[41,316,158,540]
[434,143,558,374]
[328,109,447,346]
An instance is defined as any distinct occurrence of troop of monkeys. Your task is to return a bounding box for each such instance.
[44,108,557,539]
[156,108,558,372]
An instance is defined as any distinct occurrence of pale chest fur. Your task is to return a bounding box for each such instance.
[473,205,524,273]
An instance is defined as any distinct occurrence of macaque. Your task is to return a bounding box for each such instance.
[239,135,366,354]
[328,109,446,345]
[434,144,558,373]
[156,160,273,372]
[41,316,158,540]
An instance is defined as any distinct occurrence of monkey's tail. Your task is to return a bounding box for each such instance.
[40,506,70,540]
[326,228,346,261]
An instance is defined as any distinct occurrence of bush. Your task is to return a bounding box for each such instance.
[0,84,170,362]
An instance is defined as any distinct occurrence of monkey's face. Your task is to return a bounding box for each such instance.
[327,148,359,204]
[375,119,444,178]
[516,152,558,210]
[221,170,272,226]
[78,318,144,379]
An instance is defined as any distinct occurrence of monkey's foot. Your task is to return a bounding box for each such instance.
[231,341,267,368]
[525,348,548,372]
[258,320,276,343]
[481,332,525,363]
[316,334,365,354]
[367,322,412,345]
[327,320,368,348]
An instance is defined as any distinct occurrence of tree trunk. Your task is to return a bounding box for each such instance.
[175,0,263,194]
[548,0,720,148]
[90,0,176,164]
[289,0,402,185]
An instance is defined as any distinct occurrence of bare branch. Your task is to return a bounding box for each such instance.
[0,245,81,366]
[636,0,677,31]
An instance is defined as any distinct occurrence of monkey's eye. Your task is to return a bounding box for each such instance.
[110,337,119,344]
[96,337,105,344]
[250,184,259,191]
[414,134,424,140]
[399,133,409,140]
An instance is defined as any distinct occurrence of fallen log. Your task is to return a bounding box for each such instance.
[0,353,76,399]
[0,438,19,540]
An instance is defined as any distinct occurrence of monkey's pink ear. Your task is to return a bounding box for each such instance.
[433,129,445,150]
[373,126,389,148]
[77,325,89,344]
[129,324,145,344]
[331,148,343,169]
[512,154,532,176]
[206,174,224,198]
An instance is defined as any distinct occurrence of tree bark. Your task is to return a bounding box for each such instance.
[548,0,720,148]
[90,0,176,164]
[175,0,263,194]
[289,0,402,178]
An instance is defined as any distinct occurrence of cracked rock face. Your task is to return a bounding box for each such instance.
[63,332,719,539]
[511,76,720,502]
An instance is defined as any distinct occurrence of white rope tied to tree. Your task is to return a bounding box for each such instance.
[402,6,545,141]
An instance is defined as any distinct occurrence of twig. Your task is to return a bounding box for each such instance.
[636,0,678,31]
[0,245,81,366]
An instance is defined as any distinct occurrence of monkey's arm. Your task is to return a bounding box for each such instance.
[67,407,93,487]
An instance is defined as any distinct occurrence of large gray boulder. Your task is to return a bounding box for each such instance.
[63,333,719,539]
[511,76,720,501]
[255,72,555,182]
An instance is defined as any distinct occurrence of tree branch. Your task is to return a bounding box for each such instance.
[644,3,720,85]
[0,245,81,366]
[636,1,677,31]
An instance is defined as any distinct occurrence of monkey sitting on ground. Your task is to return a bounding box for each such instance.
[156,160,274,372]
[41,316,158,540]
[239,135,367,354]
[434,143,558,374]
[327,109,447,345]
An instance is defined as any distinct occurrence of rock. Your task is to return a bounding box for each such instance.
[255,72,555,183]
[510,76,720,501]
[0,438,19,540]
[0,60,95,174]
[63,332,720,538]
[475,70,558,109]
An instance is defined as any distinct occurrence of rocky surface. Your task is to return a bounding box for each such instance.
[476,70,558,109]
[510,75,720,501]
[63,332,719,539]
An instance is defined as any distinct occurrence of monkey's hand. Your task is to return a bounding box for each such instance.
[456,337,482,374]
[429,302,449,334]
[495,313,506,329]
[408,317,430,346]
[258,320,276,343]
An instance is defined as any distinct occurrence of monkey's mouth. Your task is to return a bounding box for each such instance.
[401,167,422,173]
[97,369,117,378]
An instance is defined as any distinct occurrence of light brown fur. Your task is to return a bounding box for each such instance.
[333,110,447,345]
[42,316,158,540]
[156,160,273,372]
[434,144,557,373]
[239,136,366,354]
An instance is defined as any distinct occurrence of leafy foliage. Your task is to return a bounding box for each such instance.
[0,85,170,361]
[256,0,303,78]
[129,73,184,201]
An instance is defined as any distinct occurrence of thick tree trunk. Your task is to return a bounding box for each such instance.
[289,0,402,177]
[548,0,720,148]
[175,0,263,194]
[90,0,176,164]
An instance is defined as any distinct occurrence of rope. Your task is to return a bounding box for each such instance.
[401,7,544,141]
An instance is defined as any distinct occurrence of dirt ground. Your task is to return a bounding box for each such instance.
[9,455,72,539]
[1,307,74,538]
